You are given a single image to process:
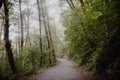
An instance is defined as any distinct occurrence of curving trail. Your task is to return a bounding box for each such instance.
[32,59,89,80]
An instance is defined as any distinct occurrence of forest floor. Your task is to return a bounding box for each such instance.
[28,59,89,80]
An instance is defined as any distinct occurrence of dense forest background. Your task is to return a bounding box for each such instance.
[61,0,120,80]
[0,0,120,80]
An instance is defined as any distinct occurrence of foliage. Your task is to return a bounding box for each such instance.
[0,44,56,79]
[16,46,40,75]
[0,0,57,79]
[62,0,120,80]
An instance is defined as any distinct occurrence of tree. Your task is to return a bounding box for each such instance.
[3,0,17,75]
[66,0,75,9]
[62,0,120,80]
[46,17,56,63]
[40,0,53,64]
[37,0,43,66]
[19,0,24,51]
[23,2,31,47]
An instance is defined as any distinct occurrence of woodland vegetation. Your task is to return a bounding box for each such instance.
[61,0,120,80]
[0,0,120,80]
[0,0,60,79]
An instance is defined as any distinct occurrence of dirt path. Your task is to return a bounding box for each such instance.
[32,59,89,80]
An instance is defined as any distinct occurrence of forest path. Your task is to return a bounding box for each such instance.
[31,59,89,80]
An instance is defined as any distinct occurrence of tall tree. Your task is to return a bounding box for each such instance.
[66,0,75,9]
[69,0,75,9]
[41,0,52,64]
[3,0,17,75]
[37,0,43,66]
[47,18,56,63]
[23,2,31,47]
[19,0,24,50]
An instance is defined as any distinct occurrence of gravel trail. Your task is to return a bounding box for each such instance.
[32,59,89,80]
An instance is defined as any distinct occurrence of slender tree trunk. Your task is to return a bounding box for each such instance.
[37,0,43,66]
[47,17,56,63]
[17,22,21,53]
[44,0,56,63]
[25,2,30,47]
[41,0,51,64]
[27,14,30,46]
[66,0,74,9]
[3,0,17,75]
[19,0,24,51]
[69,0,75,9]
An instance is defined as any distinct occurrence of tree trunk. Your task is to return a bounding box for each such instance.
[24,2,30,47]
[46,17,56,63]
[37,0,43,66]
[69,0,75,9]
[41,0,51,64]
[19,0,24,51]
[66,0,74,9]
[3,0,17,75]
